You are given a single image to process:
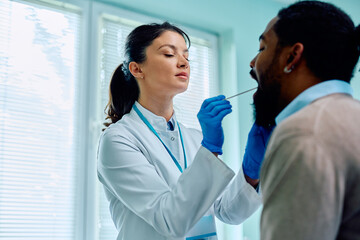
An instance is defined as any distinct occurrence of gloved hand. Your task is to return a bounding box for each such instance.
[197,95,232,155]
[242,123,275,179]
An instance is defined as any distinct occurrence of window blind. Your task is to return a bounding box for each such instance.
[174,36,217,130]
[0,0,81,238]
[97,15,139,239]
[97,14,218,239]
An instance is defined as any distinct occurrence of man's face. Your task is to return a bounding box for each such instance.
[250,17,283,127]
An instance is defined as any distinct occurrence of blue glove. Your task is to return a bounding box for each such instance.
[242,123,275,179]
[197,95,232,155]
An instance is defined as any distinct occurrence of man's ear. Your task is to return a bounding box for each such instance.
[129,62,144,79]
[284,43,304,73]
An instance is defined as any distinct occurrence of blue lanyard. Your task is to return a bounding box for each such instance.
[133,104,187,173]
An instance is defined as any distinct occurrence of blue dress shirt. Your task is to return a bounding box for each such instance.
[275,80,353,125]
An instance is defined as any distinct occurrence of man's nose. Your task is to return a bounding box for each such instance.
[250,55,257,68]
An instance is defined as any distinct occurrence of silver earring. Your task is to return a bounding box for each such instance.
[284,66,293,73]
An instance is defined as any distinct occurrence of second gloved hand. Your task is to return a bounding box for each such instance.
[242,123,275,179]
[197,95,232,155]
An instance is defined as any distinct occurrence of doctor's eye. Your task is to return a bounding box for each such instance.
[258,47,265,52]
[164,54,174,57]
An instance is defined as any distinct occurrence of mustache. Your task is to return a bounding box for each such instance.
[250,69,258,81]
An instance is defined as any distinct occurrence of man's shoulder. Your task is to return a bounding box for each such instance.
[278,94,360,134]
[267,93,360,164]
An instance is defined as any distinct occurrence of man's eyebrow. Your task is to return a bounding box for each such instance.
[259,34,265,41]
[158,44,188,52]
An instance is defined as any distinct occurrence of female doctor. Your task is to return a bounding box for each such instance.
[97,22,271,240]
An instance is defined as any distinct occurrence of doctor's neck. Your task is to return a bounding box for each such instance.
[138,93,174,122]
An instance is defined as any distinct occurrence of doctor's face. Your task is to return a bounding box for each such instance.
[138,30,190,98]
[250,17,283,127]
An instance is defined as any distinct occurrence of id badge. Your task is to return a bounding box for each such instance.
[185,215,216,240]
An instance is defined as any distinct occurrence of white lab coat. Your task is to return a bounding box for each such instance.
[97,102,261,240]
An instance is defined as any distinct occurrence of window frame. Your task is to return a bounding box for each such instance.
[0,0,89,239]
[0,0,220,239]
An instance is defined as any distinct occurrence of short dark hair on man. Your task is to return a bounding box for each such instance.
[274,1,360,82]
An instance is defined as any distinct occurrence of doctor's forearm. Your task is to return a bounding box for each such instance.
[213,166,262,224]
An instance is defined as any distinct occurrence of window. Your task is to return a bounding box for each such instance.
[174,34,218,130]
[0,0,219,239]
[0,0,82,238]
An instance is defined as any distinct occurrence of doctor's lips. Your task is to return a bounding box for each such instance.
[175,72,189,79]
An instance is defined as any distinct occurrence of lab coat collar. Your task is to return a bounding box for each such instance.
[132,101,177,132]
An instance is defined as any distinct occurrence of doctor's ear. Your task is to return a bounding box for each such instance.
[129,62,144,79]
[284,43,304,73]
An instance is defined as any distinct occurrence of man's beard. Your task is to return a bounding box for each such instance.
[252,81,280,127]
[251,54,282,127]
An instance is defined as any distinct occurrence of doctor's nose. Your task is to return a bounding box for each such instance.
[178,56,189,69]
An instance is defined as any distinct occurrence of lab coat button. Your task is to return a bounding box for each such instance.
[171,137,175,141]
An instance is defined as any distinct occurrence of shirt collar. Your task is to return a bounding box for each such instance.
[133,101,177,131]
[275,80,353,125]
